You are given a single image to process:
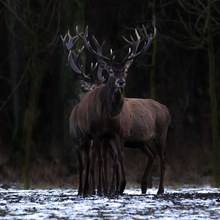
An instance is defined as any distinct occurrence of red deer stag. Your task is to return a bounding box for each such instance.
[80,26,171,195]
[61,33,104,196]
[77,26,166,195]
[62,30,129,196]
[63,25,155,196]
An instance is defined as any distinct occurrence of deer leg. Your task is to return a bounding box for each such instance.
[102,144,108,196]
[107,140,119,196]
[157,153,165,194]
[115,159,120,193]
[90,142,96,195]
[108,138,123,196]
[156,143,166,195]
[118,143,126,195]
[108,153,118,196]
[83,140,92,197]
[77,148,83,196]
[97,143,103,196]
[140,145,156,194]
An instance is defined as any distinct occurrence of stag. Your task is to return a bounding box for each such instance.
[61,33,104,196]
[63,24,170,196]
[62,30,129,196]
[78,26,171,195]
[62,25,154,196]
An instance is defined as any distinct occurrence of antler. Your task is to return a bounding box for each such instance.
[122,25,156,62]
[77,25,156,66]
[61,30,104,83]
[77,26,113,67]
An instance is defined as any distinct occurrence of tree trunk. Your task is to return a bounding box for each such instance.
[207,0,220,187]
[23,61,44,189]
[6,0,25,138]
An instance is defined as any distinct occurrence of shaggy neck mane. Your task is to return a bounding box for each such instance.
[100,81,124,118]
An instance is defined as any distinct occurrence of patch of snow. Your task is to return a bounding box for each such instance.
[0,187,219,219]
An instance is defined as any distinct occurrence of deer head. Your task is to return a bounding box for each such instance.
[61,25,156,93]
[77,25,156,90]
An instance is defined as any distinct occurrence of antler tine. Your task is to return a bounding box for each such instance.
[121,27,142,63]
[88,62,105,83]
[68,50,82,74]
[64,32,94,82]
[60,33,67,46]
[97,65,105,82]
[122,25,156,62]
[62,26,107,84]
[78,26,111,66]
[142,25,156,40]
[61,30,79,51]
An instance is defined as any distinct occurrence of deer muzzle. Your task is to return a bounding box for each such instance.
[115,78,126,88]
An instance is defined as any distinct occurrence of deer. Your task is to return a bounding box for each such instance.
[62,24,170,196]
[62,25,153,196]
[61,33,104,196]
[62,30,130,196]
[77,26,171,195]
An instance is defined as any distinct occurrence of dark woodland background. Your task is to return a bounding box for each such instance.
[0,0,220,189]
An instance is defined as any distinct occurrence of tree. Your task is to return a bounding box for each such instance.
[176,0,220,186]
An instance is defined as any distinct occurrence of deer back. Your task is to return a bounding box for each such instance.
[120,98,171,143]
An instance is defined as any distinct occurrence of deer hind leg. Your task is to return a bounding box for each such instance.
[140,144,156,194]
[90,141,97,195]
[156,141,166,195]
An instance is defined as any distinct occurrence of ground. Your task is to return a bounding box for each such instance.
[0,186,219,219]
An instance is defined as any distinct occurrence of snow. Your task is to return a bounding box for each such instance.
[0,187,219,219]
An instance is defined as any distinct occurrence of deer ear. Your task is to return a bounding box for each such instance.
[125,59,133,70]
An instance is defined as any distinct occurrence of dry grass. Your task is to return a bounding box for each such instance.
[0,144,214,189]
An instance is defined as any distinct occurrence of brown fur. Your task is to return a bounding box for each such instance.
[70,73,171,196]
[120,98,171,194]
[68,25,168,196]
[70,78,127,196]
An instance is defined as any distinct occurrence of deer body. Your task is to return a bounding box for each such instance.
[120,98,170,194]
[62,24,166,196]
[70,78,127,196]
[122,98,170,143]
[69,103,94,196]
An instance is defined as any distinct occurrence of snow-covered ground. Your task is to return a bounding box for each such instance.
[0,186,219,219]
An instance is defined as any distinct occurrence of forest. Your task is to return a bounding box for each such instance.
[0,0,219,190]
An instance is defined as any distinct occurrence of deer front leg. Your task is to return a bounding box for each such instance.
[97,145,103,196]
[118,141,126,195]
[83,140,92,197]
[90,142,97,195]
[108,138,123,196]
[102,144,108,196]
[108,153,118,196]
[77,148,83,196]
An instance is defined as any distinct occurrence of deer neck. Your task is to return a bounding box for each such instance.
[100,81,124,118]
